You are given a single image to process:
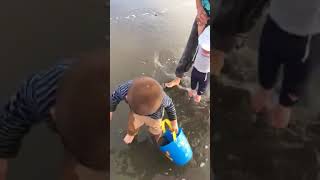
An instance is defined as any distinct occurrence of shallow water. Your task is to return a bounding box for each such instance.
[213,15,320,180]
[110,0,210,179]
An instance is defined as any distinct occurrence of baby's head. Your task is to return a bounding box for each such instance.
[199,26,210,57]
[127,76,164,115]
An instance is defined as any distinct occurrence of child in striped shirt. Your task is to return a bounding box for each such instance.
[0,51,108,179]
[110,76,178,144]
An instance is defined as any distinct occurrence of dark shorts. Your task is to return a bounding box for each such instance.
[258,16,314,107]
[191,67,209,95]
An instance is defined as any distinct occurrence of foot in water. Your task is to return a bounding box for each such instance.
[251,88,273,113]
[271,104,291,129]
[188,89,196,97]
[194,95,201,103]
[123,134,135,144]
[164,78,181,88]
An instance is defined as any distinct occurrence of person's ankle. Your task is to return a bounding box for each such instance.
[175,78,181,83]
[252,87,273,113]
[165,78,181,88]
[271,105,291,128]
[194,95,201,103]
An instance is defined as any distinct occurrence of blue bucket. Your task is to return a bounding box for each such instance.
[159,120,193,166]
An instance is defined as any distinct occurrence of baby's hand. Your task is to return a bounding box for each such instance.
[171,120,179,133]
[123,134,135,144]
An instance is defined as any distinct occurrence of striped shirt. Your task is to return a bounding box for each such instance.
[0,60,73,158]
[110,80,177,121]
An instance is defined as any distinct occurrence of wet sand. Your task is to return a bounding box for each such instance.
[110,0,210,179]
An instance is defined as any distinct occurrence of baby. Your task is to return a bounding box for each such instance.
[188,26,210,103]
[110,76,179,144]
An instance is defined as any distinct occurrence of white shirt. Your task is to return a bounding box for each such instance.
[269,0,320,36]
[193,47,210,73]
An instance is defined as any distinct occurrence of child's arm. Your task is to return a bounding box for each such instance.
[0,79,40,177]
[0,159,7,180]
[110,81,132,120]
[163,95,178,132]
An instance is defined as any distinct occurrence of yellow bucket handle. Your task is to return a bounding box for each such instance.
[161,119,177,141]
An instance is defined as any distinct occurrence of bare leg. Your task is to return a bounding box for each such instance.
[251,87,273,113]
[0,159,8,180]
[271,94,297,128]
[211,50,225,77]
[125,111,143,144]
[188,89,196,97]
[61,150,79,180]
[271,104,292,128]
[153,133,162,143]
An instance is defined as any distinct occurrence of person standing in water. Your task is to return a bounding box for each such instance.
[189,26,210,103]
[165,0,269,88]
[252,0,320,128]
[164,0,210,88]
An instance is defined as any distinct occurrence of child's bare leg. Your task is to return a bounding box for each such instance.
[193,72,208,103]
[271,104,291,128]
[153,133,162,143]
[125,111,143,144]
[251,86,273,113]
[146,119,163,145]
[188,89,196,97]
[271,92,298,128]
[61,150,79,180]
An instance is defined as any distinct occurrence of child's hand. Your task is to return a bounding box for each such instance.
[196,7,208,26]
[171,120,179,133]
[123,134,135,144]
